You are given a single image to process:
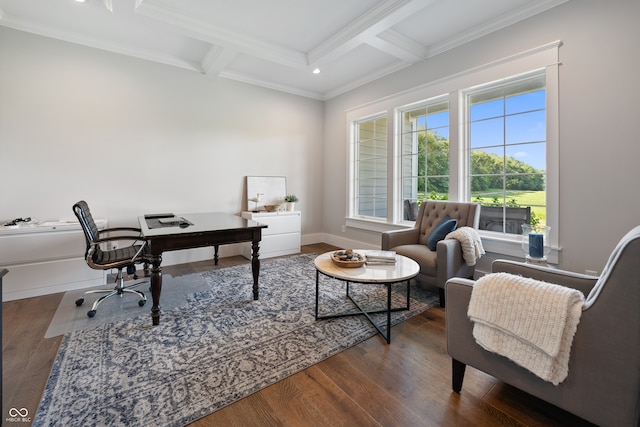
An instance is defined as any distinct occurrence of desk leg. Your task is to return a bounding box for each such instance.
[150,255,163,326]
[214,245,219,266]
[251,241,260,300]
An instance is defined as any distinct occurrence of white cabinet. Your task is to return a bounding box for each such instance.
[240,211,301,259]
[0,220,107,301]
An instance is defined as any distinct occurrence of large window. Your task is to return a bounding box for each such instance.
[354,116,388,219]
[346,42,559,253]
[466,73,546,235]
[400,99,450,218]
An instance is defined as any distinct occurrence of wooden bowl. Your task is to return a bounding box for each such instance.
[331,250,365,267]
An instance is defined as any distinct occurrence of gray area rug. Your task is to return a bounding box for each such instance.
[34,254,438,427]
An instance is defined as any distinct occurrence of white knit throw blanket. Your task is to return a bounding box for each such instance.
[445,226,485,266]
[468,272,585,385]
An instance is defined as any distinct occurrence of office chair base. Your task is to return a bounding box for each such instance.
[75,276,148,317]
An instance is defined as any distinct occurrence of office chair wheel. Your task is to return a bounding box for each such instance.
[87,310,96,318]
[138,299,146,307]
[75,297,85,306]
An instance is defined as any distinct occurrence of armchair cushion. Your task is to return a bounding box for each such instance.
[426,215,457,250]
[392,244,438,277]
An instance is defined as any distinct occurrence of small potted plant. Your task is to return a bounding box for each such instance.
[284,194,299,211]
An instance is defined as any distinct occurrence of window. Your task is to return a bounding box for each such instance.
[465,73,546,236]
[345,42,559,254]
[354,116,388,219]
[400,99,450,219]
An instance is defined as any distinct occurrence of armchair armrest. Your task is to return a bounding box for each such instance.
[436,239,466,283]
[444,278,475,353]
[381,227,420,250]
[492,259,599,297]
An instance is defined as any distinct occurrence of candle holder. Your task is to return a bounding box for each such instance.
[521,224,551,262]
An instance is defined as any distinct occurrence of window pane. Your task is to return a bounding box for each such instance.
[506,110,545,144]
[505,142,545,172]
[400,100,450,213]
[470,147,504,175]
[470,117,503,148]
[470,98,503,121]
[427,110,449,128]
[506,89,545,114]
[356,116,387,218]
[468,73,546,235]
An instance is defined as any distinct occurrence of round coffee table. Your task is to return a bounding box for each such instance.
[314,250,419,344]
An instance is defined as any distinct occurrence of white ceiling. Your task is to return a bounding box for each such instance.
[0,0,569,100]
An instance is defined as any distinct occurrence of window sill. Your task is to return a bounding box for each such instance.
[479,231,559,264]
[344,217,411,233]
[345,217,559,263]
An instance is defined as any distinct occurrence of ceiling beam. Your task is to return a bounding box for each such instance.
[307,0,437,66]
[135,1,308,69]
[201,45,239,76]
[368,29,427,63]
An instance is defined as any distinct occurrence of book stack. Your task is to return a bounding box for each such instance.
[365,250,397,265]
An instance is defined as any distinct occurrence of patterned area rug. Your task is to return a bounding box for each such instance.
[34,254,437,427]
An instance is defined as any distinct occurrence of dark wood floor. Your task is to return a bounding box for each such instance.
[3,243,594,427]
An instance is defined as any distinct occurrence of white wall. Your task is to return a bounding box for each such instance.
[0,27,324,264]
[323,0,640,274]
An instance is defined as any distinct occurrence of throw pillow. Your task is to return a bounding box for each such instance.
[426,216,458,251]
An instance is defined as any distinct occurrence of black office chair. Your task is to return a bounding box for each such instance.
[73,200,150,317]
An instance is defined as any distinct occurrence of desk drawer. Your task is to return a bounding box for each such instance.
[260,215,301,236]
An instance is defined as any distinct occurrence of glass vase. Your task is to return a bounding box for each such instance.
[521,224,551,261]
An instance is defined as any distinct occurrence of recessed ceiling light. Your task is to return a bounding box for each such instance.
[75,0,87,3]
[312,68,321,74]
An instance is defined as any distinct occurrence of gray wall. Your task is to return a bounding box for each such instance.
[323,0,640,274]
[0,27,324,262]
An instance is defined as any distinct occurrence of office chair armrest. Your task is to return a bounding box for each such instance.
[93,235,144,244]
[90,234,147,254]
[98,227,144,242]
[99,227,143,236]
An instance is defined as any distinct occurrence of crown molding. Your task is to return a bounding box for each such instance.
[323,61,412,100]
[218,70,325,101]
[0,15,202,72]
[425,0,570,59]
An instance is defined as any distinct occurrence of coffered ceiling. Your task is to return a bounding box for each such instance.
[0,0,569,100]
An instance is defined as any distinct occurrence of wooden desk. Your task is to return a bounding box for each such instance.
[139,213,267,325]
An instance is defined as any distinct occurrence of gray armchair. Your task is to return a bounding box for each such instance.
[446,225,640,427]
[381,200,480,307]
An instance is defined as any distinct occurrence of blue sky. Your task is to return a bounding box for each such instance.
[421,89,547,171]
